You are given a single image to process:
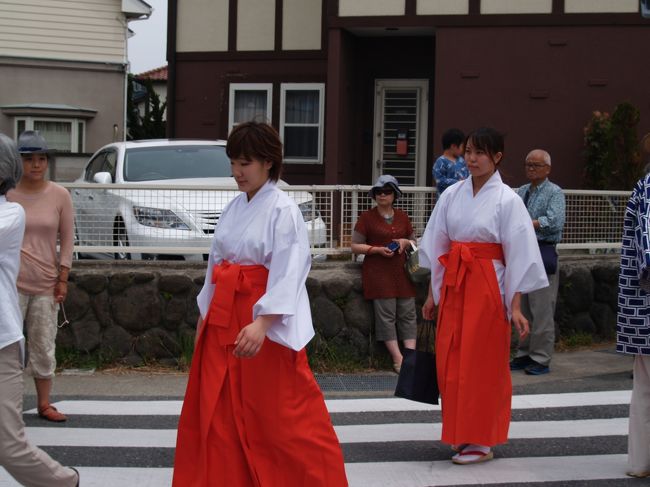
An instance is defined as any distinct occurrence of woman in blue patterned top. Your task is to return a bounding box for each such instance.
[617,172,650,479]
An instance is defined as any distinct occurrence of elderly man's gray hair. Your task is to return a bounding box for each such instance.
[0,133,23,196]
[526,149,551,166]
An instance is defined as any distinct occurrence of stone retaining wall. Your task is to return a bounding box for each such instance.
[55,255,621,367]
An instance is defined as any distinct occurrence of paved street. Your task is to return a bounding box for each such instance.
[0,348,642,486]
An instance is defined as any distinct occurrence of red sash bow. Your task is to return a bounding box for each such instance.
[206,260,262,328]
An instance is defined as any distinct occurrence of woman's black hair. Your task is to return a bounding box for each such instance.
[465,127,505,166]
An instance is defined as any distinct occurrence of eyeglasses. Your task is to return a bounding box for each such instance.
[524,162,547,170]
[374,189,394,196]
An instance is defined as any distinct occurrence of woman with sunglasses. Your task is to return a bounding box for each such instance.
[351,175,417,373]
[420,127,548,465]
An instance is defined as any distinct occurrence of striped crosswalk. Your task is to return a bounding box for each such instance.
[0,390,635,486]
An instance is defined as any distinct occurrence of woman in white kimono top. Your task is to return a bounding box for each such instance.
[173,122,348,487]
[420,127,548,466]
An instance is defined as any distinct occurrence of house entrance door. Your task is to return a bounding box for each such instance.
[372,79,429,186]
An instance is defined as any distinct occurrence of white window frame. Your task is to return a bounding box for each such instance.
[228,83,273,135]
[15,117,86,153]
[280,83,325,164]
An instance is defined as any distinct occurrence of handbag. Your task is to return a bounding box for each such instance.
[404,243,431,284]
[538,242,558,275]
[394,319,439,405]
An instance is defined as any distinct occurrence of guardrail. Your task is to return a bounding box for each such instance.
[62,183,630,259]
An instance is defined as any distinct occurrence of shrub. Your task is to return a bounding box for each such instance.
[583,101,642,190]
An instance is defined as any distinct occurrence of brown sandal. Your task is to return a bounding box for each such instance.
[38,404,67,422]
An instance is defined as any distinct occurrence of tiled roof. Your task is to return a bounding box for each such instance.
[135,65,167,81]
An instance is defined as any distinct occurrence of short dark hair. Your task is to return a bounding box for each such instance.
[226,121,283,181]
[441,128,465,150]
[465,127,505,165]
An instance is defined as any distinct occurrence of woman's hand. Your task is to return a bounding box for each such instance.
[422,295,435,320]
[233,315,277,358]
[510,292,529,339]
[375,246,395,258]
[511,309,529,340]
[395,238,413,254]
[54,281,67,303]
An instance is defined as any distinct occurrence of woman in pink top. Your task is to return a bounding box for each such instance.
[7,131,74,423]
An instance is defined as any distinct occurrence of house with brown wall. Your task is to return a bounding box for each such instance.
[168,0,650,189]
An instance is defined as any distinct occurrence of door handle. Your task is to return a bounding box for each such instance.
[375,160,383,169]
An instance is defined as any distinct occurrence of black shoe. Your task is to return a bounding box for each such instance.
[69,467,79,486]
[525,362,550,375]
[510,355,534,370]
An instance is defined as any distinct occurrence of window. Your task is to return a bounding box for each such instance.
[228,83,273,134]
[16,117,85,153]
[280,83,325,164]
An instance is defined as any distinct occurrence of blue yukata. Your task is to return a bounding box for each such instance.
[616,174,650,477]
[433,156,469,194]
[617,175,650,356]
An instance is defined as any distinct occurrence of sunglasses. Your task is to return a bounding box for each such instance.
[375,188,394,196]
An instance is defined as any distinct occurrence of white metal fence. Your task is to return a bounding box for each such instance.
[62,183,630,259]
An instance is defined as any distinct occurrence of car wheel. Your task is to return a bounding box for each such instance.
[114,221,131,260]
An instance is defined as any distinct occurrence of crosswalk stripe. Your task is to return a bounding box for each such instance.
[344,454,630,486]
[0,455,632,487]
[23,417,628,448]
[0,467,173,487]
[23,389,631,416]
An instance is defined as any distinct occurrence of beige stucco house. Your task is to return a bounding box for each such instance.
[0,0,152,180]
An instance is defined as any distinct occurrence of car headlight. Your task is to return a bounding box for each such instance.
[133,206,190,230]
[298,201,321,222]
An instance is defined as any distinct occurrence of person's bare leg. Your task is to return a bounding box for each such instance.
[35,377,66,422]
[403,339,416,350]
[384,340,403,370]
[34,377,51,411]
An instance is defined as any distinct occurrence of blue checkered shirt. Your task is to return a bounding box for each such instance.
[516,179,566,244]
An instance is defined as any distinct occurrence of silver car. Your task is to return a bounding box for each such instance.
[72,139,327,260]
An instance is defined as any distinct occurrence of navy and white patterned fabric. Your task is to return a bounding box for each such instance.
[617,175,650,356]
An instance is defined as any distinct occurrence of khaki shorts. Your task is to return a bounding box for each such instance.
[373,297,417,342]
[19,294,59,379]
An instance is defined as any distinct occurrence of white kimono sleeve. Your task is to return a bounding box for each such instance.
[500,193,549,315]
[253,204,315,351]
[196,232,222,320]
[419,189,452,304]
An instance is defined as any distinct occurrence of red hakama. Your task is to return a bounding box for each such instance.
[173,261,348,487]
[436,242,511,446]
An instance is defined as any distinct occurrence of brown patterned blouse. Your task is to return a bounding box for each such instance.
[353,207,417,300]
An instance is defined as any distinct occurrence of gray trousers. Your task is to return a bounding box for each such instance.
[0,342,77,487]
[629,354,650,475]
[372,298,417,341]
[516,267,560,367]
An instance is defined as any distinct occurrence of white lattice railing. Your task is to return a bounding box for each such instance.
[62,183,630,260]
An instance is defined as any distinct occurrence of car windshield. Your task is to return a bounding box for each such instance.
[124,145,231,181]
